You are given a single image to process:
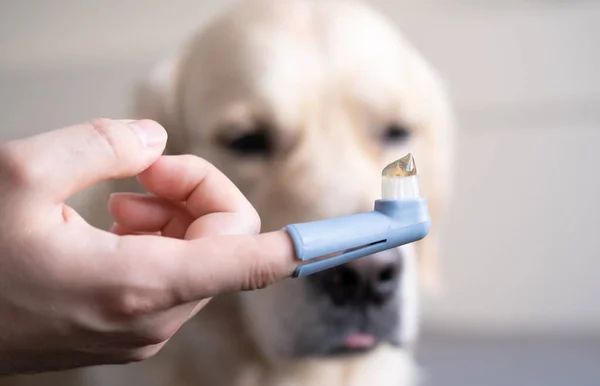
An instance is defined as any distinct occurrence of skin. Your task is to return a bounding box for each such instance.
[0,118,297,376]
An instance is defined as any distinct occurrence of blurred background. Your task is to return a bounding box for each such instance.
[1,0,599,385]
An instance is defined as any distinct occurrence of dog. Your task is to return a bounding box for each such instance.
[0,0,453,385]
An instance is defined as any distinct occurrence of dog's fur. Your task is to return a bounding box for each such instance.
[0,0,453,385]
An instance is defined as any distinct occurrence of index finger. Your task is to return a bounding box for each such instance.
[115,230,298,304]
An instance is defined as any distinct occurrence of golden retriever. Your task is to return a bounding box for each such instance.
[1,0,453,385]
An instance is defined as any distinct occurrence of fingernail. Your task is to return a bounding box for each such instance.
[130,119,168,148]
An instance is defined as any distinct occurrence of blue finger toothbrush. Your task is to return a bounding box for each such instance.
[284,153,430,277]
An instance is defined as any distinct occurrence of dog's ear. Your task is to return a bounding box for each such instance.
[131,53,186,154]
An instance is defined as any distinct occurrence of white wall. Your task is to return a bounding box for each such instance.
[1,0,599,335]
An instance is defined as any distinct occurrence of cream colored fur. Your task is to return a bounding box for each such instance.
[0,0,453,385]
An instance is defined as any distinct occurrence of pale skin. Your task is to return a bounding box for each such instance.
[0,118,297,376]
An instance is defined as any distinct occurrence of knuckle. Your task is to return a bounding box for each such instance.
[110,288,156,319]
[244,240,277,291]
[0,143,42,189]
[87,118,130,161]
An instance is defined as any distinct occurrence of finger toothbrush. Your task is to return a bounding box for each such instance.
[284,153,430,277]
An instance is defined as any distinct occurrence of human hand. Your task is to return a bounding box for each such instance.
[0,119,296,375]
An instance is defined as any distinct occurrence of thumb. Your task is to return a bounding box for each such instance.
[1,119,167,202]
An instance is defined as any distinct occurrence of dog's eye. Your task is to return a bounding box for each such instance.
[222,125,272,156]
[382,124,411,144]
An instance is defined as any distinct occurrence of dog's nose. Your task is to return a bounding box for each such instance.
[312,252,402,307]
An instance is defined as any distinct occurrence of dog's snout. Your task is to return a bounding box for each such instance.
[313,256,401,307]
